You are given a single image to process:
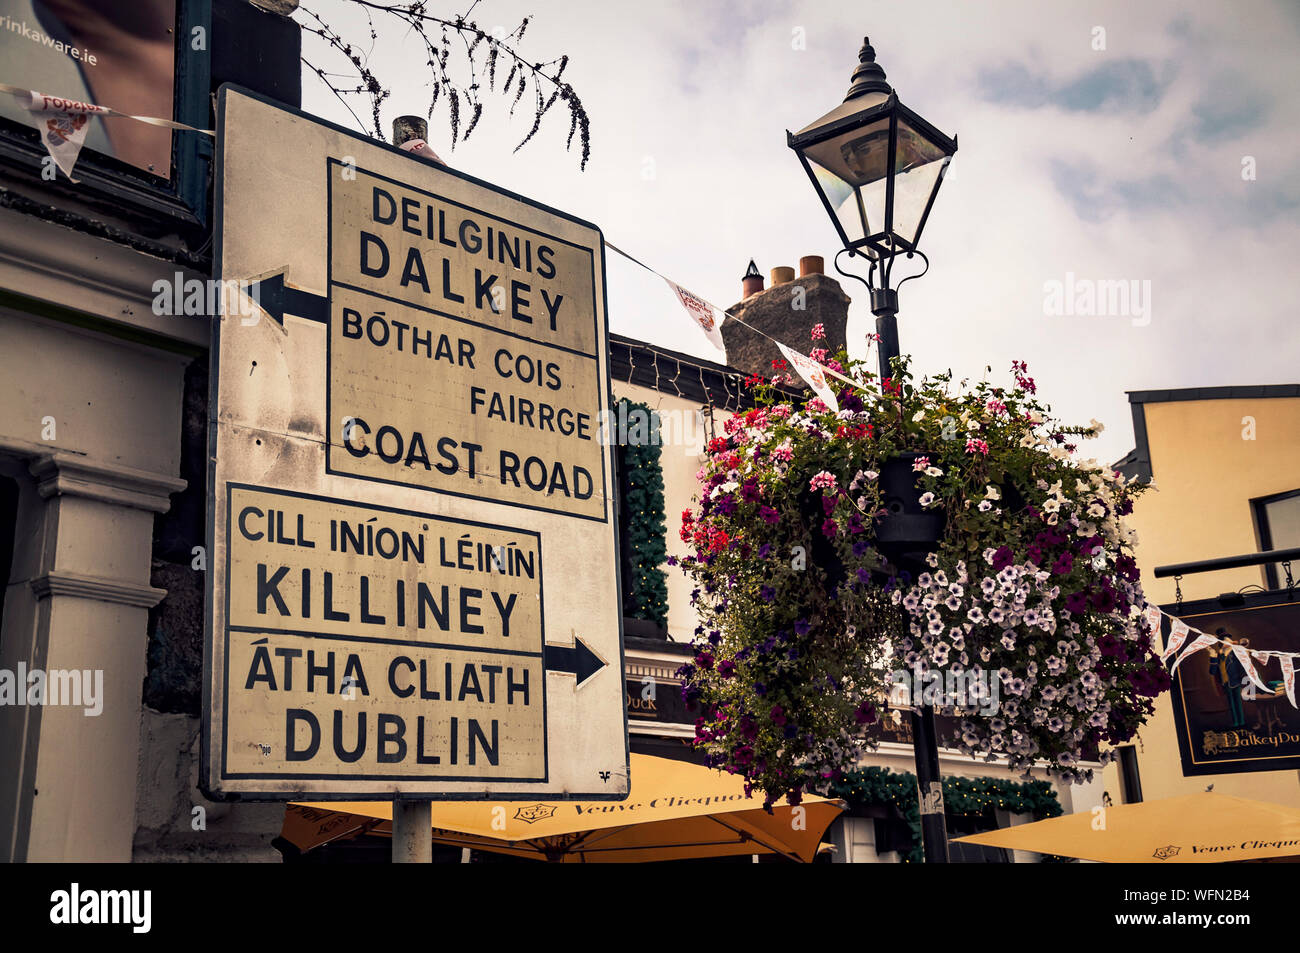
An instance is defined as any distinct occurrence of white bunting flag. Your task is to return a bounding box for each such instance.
[399,138,445,165]
[1280,656,1297,709]
[1144,605,1162,639]
[16,90,107,181]
[0,84,214,182]
[1160,618,1192,665]
[1229,644,1273,694]
[1170,632,1219,675]
[665,279,725,352]
[778,342,839,412]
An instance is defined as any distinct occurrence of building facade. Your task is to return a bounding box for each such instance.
[1105,386,1300,809]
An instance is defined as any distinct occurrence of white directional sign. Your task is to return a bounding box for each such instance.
[203,86,628,800]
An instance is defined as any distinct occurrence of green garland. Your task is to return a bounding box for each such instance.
[618,399,668,628]
[827,766,1068,863]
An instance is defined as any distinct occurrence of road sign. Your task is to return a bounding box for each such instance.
[203,86,628,800]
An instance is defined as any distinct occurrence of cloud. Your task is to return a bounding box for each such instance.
[980,58,1172,113]
[295,0,1300,466]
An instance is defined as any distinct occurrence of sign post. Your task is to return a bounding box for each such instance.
[203,87,629,833]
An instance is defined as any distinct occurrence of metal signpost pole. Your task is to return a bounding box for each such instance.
[392,800,433,863]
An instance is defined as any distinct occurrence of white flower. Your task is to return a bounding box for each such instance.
[912,410,926,422]
[1042,498,1061,513]
[918,492,936,507]
[925,466,944,477]
[864,470,879,481]
[978,500,993,512]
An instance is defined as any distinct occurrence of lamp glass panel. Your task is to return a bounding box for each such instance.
[891,156,947,245]
[809,162,867,244]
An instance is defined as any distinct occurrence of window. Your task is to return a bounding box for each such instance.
[1117,745,1143,803]
[1252,488,1300,590]
[0,0,211,225]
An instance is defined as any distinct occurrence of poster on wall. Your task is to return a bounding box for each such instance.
[1164,595,1300,776]
[0,0,176,174]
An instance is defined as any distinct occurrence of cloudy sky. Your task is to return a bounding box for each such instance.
[299,0,1300,463]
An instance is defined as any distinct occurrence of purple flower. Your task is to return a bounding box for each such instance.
[991,546,1015,571]
[760,585,776,602]
[1065,590,1088,614]
[759,505,780,525]
[717,660,735,678]
[1052,552,1074,575]
[758,543,773,559]
[770,705,787,726]
[852,540,870,557]
[794,619,812,636]
[854,702,877,725]
[822,518,838,537]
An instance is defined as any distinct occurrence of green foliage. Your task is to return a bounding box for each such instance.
[828,766,1068,863]
[619,399,668,628]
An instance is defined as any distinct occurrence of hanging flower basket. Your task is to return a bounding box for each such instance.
[673,342,1169,808]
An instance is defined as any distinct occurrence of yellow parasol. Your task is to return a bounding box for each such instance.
[955,792,1300,863]
[279,753,844,862]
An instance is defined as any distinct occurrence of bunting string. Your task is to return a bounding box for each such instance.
[1148,603,1300,708]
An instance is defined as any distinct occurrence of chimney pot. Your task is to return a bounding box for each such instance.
[770,266,796,286]
[741,259,764,299]
[799,255,824,278]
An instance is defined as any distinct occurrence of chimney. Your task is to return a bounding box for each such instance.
[722,254,850,379]
[741,259,764,299]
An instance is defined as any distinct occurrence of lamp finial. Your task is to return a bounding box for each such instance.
[845,36,892,101]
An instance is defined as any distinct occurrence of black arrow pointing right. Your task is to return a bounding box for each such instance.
[544,636,607,687]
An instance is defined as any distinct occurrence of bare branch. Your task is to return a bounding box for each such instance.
[298,2,592,168]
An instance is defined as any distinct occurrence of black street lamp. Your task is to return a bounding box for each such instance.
[787,36,957,382]
[789,36,957,864]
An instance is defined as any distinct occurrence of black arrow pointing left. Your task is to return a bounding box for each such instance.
[544,636,607,688]
[246,271,328,326]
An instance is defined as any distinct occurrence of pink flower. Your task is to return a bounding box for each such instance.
[807,398,828,413]
[809,471,838,492]
[912,456,931,472]
[986,399,1007,415]
[811,323,826,341]
[965,438,990,455]
[809,348,829,363]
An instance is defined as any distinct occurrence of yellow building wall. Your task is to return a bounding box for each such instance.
[1103,395,1300,807]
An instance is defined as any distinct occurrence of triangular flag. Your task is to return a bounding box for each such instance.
[14,90,109,182]
[1170,632,1218,675]
[1280,656,1297,709]
[777,342,839,412]
[399,138,445,165]
[1229,644,1273,694]
[1160,618,1191,665]
[1144,605,1162,638]
[665,279,725,352]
